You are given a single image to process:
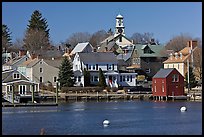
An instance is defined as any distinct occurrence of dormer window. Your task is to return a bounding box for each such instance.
[13,73,20,79]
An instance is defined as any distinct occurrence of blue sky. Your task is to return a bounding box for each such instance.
[2,2,202,45]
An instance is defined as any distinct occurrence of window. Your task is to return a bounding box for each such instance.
[146,69,151,73]
[107,64,112,70]
[40,61,43,64]
[54,77,57,82]
[77,57,80,61]
[75,65,78,70]
[130,75,132,82]
[162,84,164,92]
[7,85,13,92]
[88,65,91,70]
[40,77,43,83]
[86,64,88,69]
[78,76,81,82]
[154,80,156,83]
[13,73,20,79]
[178,64,179,69]
[112,64,114,70]
[120,76,122,82]
[94,76,98,82]
[19,85,26,94]
[93,65,95,70]
[96,64,98,70]
[172,74,179,82]
[127,75,130,82]
[74,77,77,82]
[154,86,156,92]
[40,68,43,73]
[144,48,151,54]
[123,76,126,81]
[119,36,122,42]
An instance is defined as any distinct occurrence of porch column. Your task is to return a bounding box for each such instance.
[12,84,15,104]
[32,84,34,103]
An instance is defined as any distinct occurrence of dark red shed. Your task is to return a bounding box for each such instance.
[152,68,184,99]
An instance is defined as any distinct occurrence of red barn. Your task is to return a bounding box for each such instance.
[152,68,184,100]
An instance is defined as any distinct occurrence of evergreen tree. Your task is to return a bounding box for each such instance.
[185,66,197,89]
[2,24,12,51]
[83,68,91,87]
[23,10,50,52]
[27,10,50,37]
[98,68,106,88]
[58,56,75,88]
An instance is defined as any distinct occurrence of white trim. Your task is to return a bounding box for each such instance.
[3,79,39,85]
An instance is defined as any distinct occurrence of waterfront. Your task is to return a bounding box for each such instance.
[2,100,202,135]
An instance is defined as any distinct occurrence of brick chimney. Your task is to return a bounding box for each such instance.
[19,49,26,57]
[31,53,37,59]
[187,40,197,49]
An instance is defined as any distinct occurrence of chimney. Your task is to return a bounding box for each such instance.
[192,40,197,49]
[19,49,26,57]
[180,52,182,59]
[93,48,97,52]
[31,53,36,59]
[175,52,178,59]
[105,46,108,52]
[170,53,173,60]
[187,40,197,49]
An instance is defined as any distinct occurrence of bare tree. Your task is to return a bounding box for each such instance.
[89,30,109,47]
[193,47,202,80]
[7,38,24,53]
[65,32,91,49]
[165,33,192,52]
[23,29,50,52]
[130,32,154,44]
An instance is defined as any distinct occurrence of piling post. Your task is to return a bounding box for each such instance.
[12,84,15,104]
[56,82,58,104]
[97,91,99,102]
[76,91,78,102]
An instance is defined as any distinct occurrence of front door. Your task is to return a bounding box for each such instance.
[109,76,112,84]
[19,85,26,95]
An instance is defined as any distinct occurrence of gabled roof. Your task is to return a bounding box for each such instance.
[70,42,93,55]
[153,68,175,78]
[2,69,32,83]
[163,46,198,64]
[117,45,135,61]
[97,41,118,52]
[43,59,62,68]
[135,44,167,57]
[78,52,118,63]
[163,54,189,63]
[19,58,40,67]
[19,58,62,68]
[3,55,29,66]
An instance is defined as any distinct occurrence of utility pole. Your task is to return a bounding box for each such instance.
[187,59,190,94]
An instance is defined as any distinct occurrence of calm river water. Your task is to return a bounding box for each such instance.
[2,100,202,135]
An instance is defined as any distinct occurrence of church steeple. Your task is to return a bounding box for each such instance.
[114,14,125,37]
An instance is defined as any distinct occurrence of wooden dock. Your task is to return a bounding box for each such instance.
[2,102,58,107]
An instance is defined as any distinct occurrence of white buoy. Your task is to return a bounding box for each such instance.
[103,119,110,126]
[180,106,187,112]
